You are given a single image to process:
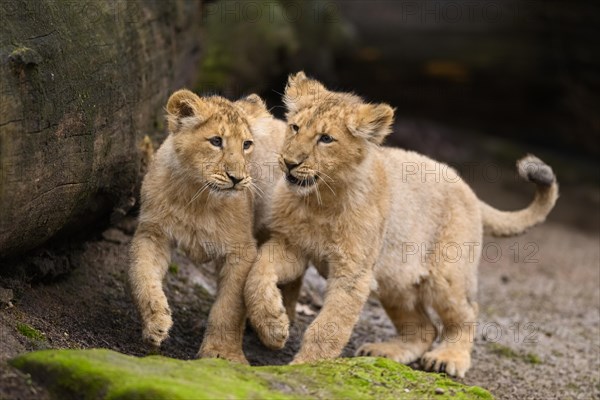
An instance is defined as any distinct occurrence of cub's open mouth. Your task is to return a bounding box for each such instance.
[286,174,317,187]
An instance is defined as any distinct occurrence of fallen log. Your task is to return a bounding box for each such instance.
[0,0,201,260]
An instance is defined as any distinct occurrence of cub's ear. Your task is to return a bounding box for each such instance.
[283,71,327,115]
[166,89,208,133]
[236,94,268,119]
[347,103,395,144]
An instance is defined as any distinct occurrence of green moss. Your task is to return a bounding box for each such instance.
[10,349,493,399]
[192,284,214,305]
[489,343,542,365]
[168,263,179,275]
[16,323,45,341]
[489,343,519,359]
[523,353,542,365]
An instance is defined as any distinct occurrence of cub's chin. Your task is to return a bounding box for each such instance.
[285,174,318,195]
[206,182,247,197]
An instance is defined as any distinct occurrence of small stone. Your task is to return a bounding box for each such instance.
[0,287,14,307]
[296,303,316,316]
[435,387,445,395]
[404,388,410,393]
[9,47,43,66]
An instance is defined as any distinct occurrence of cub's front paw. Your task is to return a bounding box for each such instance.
[247,291,290,349]
[254,310,289,350]
[197,346,249,365]
[422,348,471,378]
[142,309,173,347]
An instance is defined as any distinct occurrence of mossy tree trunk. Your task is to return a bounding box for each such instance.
[0,0,201,260]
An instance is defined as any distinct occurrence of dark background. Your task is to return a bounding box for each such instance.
[199,0,600,159]
[193,0,600,235]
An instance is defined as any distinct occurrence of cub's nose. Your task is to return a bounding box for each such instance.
[227,173,243,186]
[284,159,299,172]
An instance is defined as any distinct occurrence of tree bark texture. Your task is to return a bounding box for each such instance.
[0,0,201,259]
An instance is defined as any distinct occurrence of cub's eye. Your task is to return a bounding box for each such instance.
[209,137,222,147]
[318,134,334,144]
[290,124,299,134]
[243,140,253,150]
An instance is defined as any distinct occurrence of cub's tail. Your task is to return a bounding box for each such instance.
[481,155,559,237]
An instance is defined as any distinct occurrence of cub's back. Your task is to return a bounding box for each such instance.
[378,147,478,245]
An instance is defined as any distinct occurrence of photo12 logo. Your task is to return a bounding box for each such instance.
[397,1,542,24]
[400,241,539,264]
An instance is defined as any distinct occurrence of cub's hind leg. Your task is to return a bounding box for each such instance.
[129,224,172,347]
[422,296,477,378]
[421,256,479,378]
[421,195,482,378]
[357,298,436,364]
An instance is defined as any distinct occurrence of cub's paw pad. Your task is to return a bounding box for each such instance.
[421,348,471,378]
[254,312,289,350]
[356,342,421,364]
[142,311,173,347]
[248,301,290,350]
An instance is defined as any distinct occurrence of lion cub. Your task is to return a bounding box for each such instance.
[244,72,558,377]
[129,90,284,364]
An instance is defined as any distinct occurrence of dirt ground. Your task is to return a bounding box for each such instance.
[1,121,598,400]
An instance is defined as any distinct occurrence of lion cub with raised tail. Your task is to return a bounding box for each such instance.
[129,90,284,364]
[244,72,558,377]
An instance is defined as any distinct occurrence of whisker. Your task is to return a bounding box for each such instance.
[250,181,265,195]
[252,189,264,199]
[315,170,335,182]
[314,171,336,196]
[247,181,265,197]
[268,105,287,113]
[313,176,322,206]
[187,189,202,207]
[187,183,210,207]
[316,179,323,206]
[203,186,214,208]
[248,183,264,199]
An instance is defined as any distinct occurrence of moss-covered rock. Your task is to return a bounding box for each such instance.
[10,349,493,399]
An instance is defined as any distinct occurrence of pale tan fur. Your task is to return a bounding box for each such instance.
[129,90,284,364]
[244,72,558,377]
